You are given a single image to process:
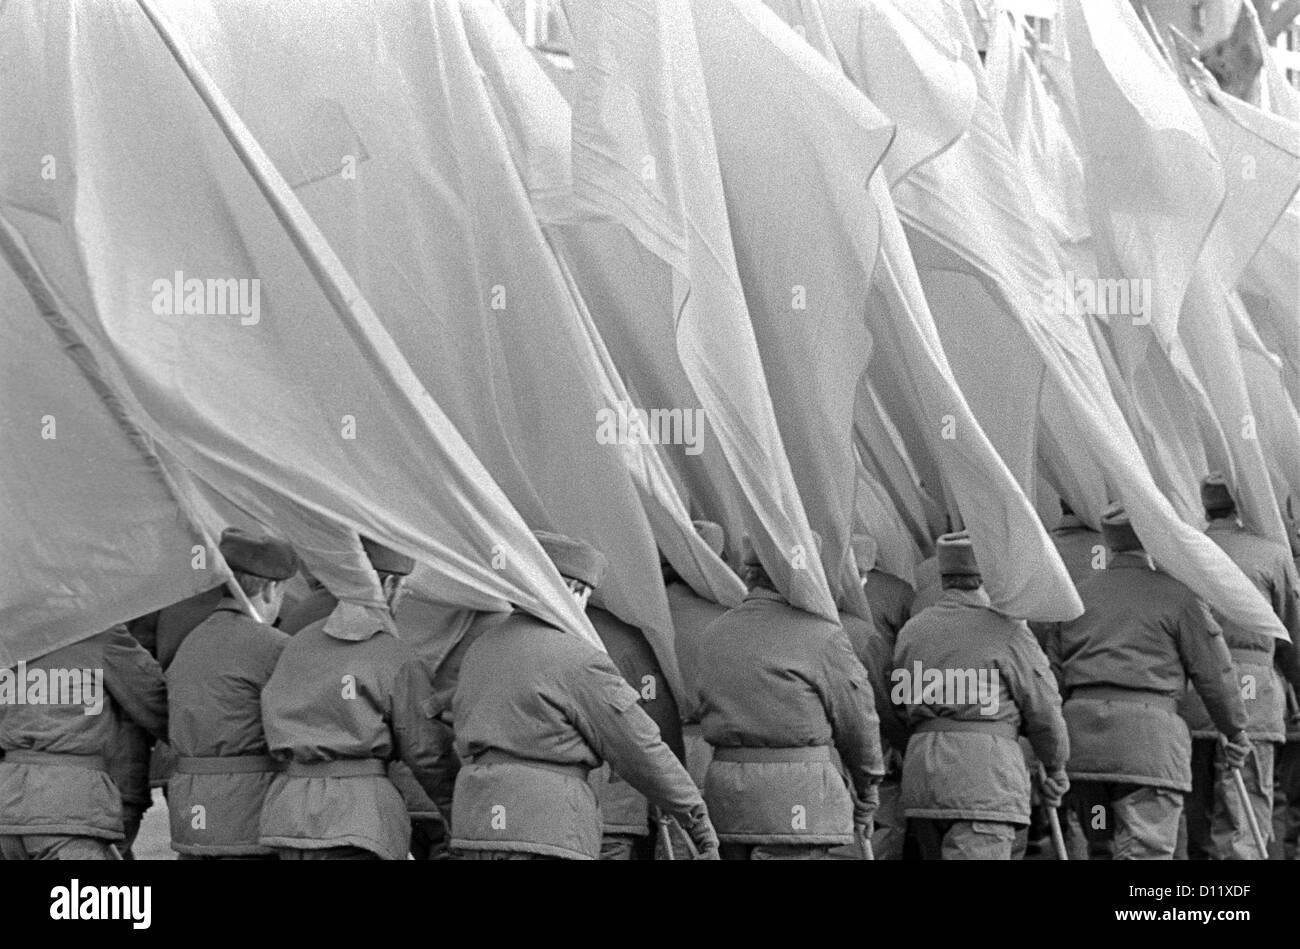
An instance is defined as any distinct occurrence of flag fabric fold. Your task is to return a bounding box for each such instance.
[858,0,1286,637]
[566,0,838,620]
[461,0,746,610]
[2,0,598,656]
[0,223,231,666]
[688,0,900,620]
[773,0,1082,621]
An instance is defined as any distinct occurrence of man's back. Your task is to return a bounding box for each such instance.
[169,610,287,756]
[1054,557,1244,792]
[0,627,167,842]
[694,589,881,848]
[1056,563,1207,697]
[1180,522,1296,741]
[895,593,1049,733]
[263,622,407,762]
[166,609,288,856]
[1206,522,1297,646]
[0,629,166,757]
[450,612,704,859]
[259,619,447,859]
[696,590,846,748]
[453,613,611,767]
[893,589,1067,827]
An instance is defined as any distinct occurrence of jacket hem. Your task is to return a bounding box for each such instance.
[258,834,391,859]
[601,823,650,837]
[450,838,594,860]
[1065,770,1191,793]
[901,808,1028,825]
[716,833,853,845]
[1189,729,1284,743]
[0,823,123,840]
[173,842,275,856]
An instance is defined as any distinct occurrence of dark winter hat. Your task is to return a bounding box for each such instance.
[1200,472,1235,513]
[936,531,979,578]
[219,527,299,581]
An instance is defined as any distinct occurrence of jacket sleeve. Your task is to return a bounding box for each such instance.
[1175,597,1248,736]
[1003,626,1069,770]
[565,652,704,819]
[862,630,908,751]
[614,636,685,764]
[1036,622,1067,692]
[1271,554,1300,695]
[866,571,914,640]
[102,625,168,741]
[819,634,885,805]
[391,656,459,822]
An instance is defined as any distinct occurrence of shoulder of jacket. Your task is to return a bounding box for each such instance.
[97,623,133,644]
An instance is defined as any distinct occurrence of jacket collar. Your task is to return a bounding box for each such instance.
[323,601,396,642]
[744,587,787,606]
[939,586,993,609]
[1107,550,1156,571]
[1206,517,1243,535]
[214,596,251,617]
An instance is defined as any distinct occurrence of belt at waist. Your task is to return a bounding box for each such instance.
[3,750,106,771]
[174,755,280,775]
[711,745,831,763]
[910,718,1020,741]
[468,749,592,781]
[1068,685,1178,713]
[284,758,387,778]
[1228,646,1274,665]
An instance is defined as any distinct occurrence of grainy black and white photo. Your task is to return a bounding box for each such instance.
[1,0,1298,931]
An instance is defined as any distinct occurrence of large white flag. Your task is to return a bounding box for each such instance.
[842,0,1287,637]
[2,0,598,647]
[565,0,839,620]
[460,0,746,613]
[166,0,714,670]
[0,229,231,666]
[761,0,1083,621]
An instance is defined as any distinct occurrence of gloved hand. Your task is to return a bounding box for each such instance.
[1222,731,1253,770]
[853,781,881,831]
[1040,767,1069,807]
[683,804,720,860]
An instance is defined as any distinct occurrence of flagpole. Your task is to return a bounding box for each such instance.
[135,0,375,351]
[135,0,602,649]
[0,213,241,612]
